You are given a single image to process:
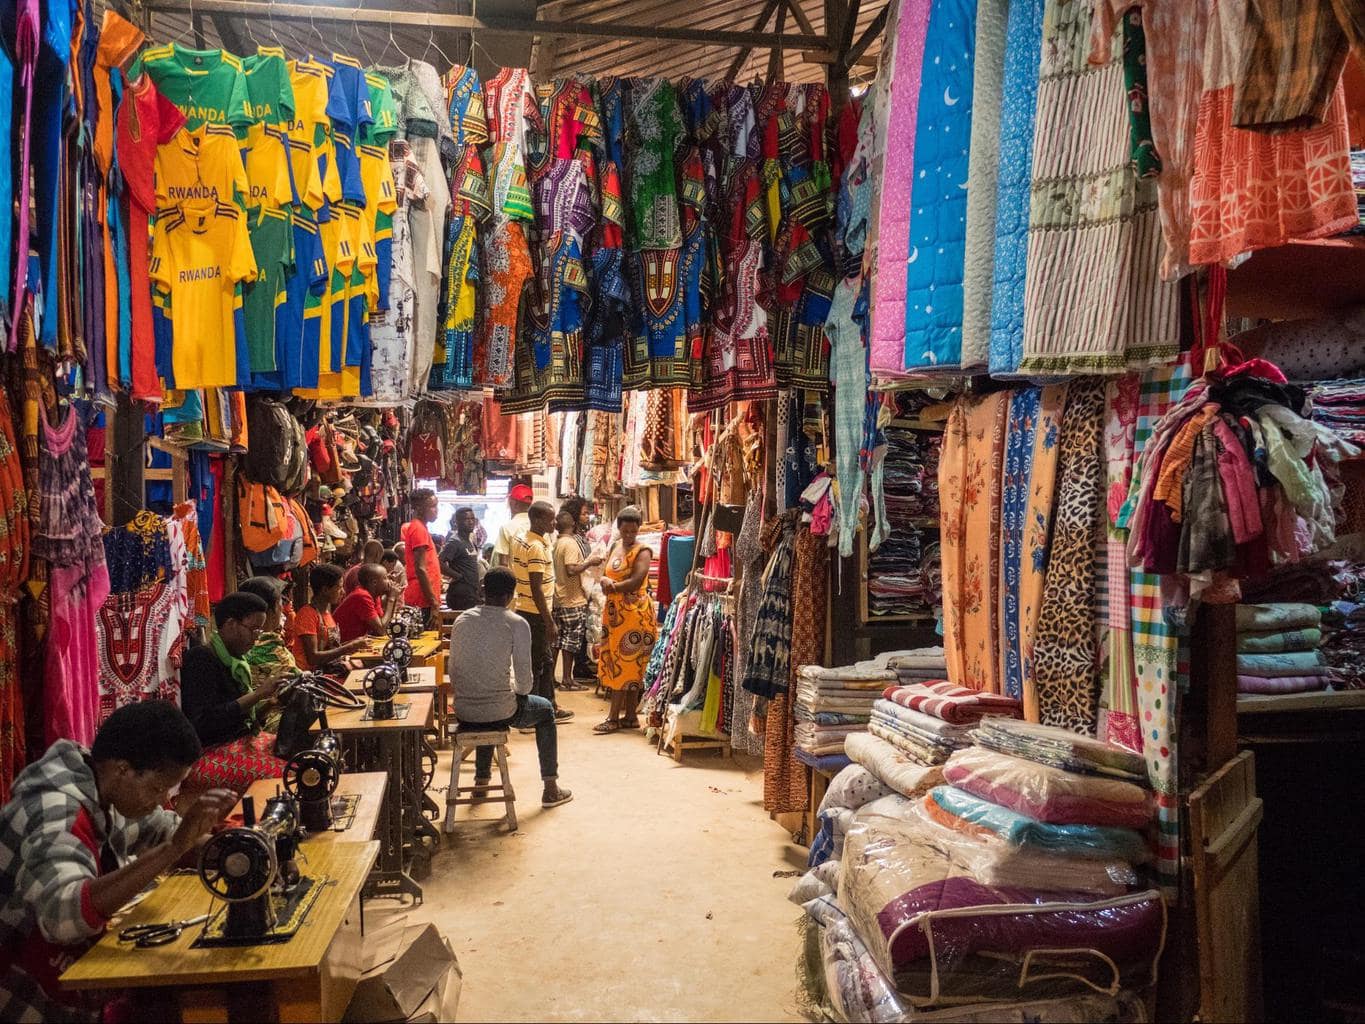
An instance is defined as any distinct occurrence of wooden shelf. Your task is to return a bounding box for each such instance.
[1236,689,1365,715]
[1226,236,1365,321]
[888,417,946,432]
[861,610,939,625]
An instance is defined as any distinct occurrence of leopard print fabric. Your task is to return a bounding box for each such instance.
[1032,379,1107,734]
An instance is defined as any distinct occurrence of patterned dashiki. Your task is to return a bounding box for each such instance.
[580,77,631,412]
[368,140,428,403]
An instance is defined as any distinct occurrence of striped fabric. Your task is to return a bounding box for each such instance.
[1018,0,1180,375]
[880,680,1023,725]
[1234,0,1358,131]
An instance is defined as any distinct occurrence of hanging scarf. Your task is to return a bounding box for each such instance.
[211,632,260,732]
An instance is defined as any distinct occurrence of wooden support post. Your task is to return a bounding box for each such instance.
[766,1,787,81]
[109,393,146,528]
[1183,601,1240,783]
[726,0,783,81]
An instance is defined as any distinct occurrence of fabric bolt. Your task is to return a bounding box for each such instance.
[960,0,1008,370]
[987,0,1046,374]
[939,391,1009,692]
[1032,380,1106,734]
[1236,627,1322,653]
[1019,0,1179,375]
[900,0,978,371]
[998,385,1066,707]
[1236,673,1327,694]
[870,0,933,373]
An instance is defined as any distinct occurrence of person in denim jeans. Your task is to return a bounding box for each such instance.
[449,568,573,808]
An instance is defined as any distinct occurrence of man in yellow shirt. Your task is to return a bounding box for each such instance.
[511,502,572,724]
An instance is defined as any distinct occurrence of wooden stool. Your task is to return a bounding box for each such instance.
[444,730,517,833]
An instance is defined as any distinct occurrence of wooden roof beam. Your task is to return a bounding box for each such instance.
[726,0,782,81]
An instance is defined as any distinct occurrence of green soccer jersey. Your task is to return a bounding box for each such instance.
[135,43,252,136]
[242,46,296,127]
[362,71,399,147]
[242,206,294,374]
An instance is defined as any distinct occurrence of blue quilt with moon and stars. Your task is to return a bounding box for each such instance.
[901,0,977,371]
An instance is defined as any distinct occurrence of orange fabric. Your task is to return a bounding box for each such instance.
[1151,403,1219,520]
[921,794,994,839]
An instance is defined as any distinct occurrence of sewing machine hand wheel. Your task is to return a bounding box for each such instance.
[283,749,340,798]
[382,638,412,670]
[198,829,278,903]
[363,664,402,701]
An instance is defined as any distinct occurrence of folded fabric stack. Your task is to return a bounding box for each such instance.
[1322,594,1365,690]
[972,717,1148,783]
[1235,603,1333,694]
[870,427,942,619]
[868,699,973,765]
[880,679,1024,724]
[792,661,897,755]
[1307,378,1365,448]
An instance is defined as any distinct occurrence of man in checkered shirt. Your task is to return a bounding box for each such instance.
[0,701,236,1021]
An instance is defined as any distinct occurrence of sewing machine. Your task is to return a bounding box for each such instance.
[282,730,344,832]
[382,635,413,682]
[362,663,403,720]
[197,794,305,942]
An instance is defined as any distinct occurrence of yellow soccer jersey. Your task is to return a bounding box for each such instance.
[149,199,257,388]
[296,207,354,400]
[340,201,377,398]
[285,134,325,211]
[242,122,294,209]
[287,59,342,208]
[155,123,248,208]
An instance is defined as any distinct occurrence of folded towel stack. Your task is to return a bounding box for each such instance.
[1234,603,1332,695]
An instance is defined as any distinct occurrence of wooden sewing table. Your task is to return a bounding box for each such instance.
[345,665,449,745]
[232,772,387,846]
[351,630,443,668]
[315,693,434,902]
[60,840,378,1023]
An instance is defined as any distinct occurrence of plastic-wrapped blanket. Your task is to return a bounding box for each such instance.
[839,809,1165,1006]
[970,718,1147,782]
[942,747,1153,828]
[845,732,946,799]
[925,786,1149,864]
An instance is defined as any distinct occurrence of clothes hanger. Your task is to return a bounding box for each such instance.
[374,9,401,65]
[308,6,327,58]
[421,14,454,70]
[353,1,374,66]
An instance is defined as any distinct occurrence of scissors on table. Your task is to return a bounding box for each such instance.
[118,913,210,948]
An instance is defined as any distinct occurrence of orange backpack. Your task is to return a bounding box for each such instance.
[238,478,293,553]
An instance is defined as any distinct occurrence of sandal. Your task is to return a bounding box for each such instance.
[558,681,589,692]
[593,720,621,735]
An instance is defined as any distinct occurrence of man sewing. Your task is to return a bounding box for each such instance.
[449,569,573,809]
[335,564,394,643]
[0,701,237,1021]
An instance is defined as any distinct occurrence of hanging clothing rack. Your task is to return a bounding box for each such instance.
[135,0,834,53]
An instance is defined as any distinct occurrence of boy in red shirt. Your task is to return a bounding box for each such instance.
[335,564,391,642]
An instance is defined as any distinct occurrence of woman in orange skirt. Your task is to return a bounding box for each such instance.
[594,507,657,733]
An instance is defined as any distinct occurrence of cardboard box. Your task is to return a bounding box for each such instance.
[344,924,461,1022]
[407,943,462,1023]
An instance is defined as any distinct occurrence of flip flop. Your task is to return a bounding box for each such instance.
[593,720,621,735]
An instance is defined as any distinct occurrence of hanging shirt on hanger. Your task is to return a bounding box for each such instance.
[242,205,293,376]
[154,122,248,207]
[287,57,342,209]
[323,54,373,206]
[135,42,252,135]
[149,198,256,389]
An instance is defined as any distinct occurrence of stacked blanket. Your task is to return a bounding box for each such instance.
[792,661,898,754]
[868,698,973,765]
[1234,603,1333,695]
[972,718,1147,783]
[844,732,945,799]
[881,680,1023,724]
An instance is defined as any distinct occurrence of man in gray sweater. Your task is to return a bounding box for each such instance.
[449,568,573,809]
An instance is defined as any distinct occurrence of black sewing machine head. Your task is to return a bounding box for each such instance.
[387,616,410,641]
[281,731,342,833]
[363,663,403,720]
[198,794,302,940]
[382,636,413,681]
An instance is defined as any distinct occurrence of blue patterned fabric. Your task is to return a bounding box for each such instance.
[902,0,977,370]
[999,388,1040,700]
[987,0,1045,376]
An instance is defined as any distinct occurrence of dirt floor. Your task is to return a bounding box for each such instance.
[367,687,813,1023]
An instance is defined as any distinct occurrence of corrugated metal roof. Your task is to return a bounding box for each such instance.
[130,0,887,89]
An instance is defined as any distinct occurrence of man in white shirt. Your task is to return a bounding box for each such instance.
[492,483,533,567]
[448,568,572,808]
